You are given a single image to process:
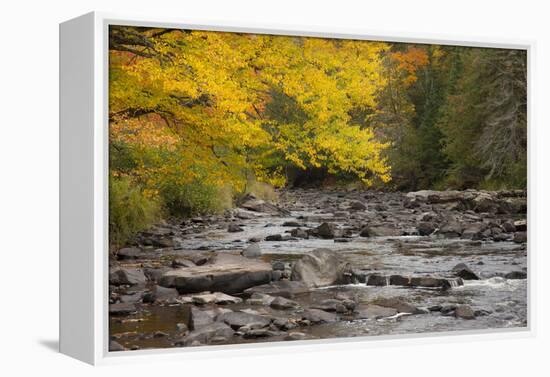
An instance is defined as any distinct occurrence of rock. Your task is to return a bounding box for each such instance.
[406,190,463,204]
[315,222,336,239]
[147,285,179,303]
[116,247,142,260]
[227,224,244,233]
[311,299,347,313]
[234,209,257,220]
[452,263,480,280]
[109,267,147,286]
[514,219,527,231]
[270,296,300,310]
[240,193,289,215]
[160,253,272,294]
[282,221,301,227]
[417,222,437,236]
[192,292,243,305]
[389,275,410,286]
[109,340,125,351]
[285,332,308,341]
[471,192,500,213]
[176,323,188,332]
[354,304,398,319]
[301,308,338,323]
[247,292,276,306]
[501,221,516,233]
[217,311,271,330]
[437,222,463,237]
[409,276,460,289]
[182,322,235,345]
[513,232,527,243]
[428,305,442,312]
[190,307,214,329]
[241,328,280,338]
[242,243,262,258]
[372,297,422,314]
[349,201,367,211]
[455,305,476,319]
[272,261,286,271]
[387,275,463,289]
[143,267,170,283]
[171,258,196,268]
[188,253,210,266]
[366,274,389,286]
[462,223,487,239]
[119,292,143,304]
[109,303,137,315]
[290,228,309,238]
[244,280,310,298]
[291,248,350,287]
[265,234,283,241]
[504,271,527,279]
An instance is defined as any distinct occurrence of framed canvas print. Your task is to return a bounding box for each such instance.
[60,12,532,365]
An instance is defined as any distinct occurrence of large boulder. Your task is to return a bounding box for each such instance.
[452,263,480,280]
[109,267,147,286]
[160,253,272,294]
[290,249,350,287]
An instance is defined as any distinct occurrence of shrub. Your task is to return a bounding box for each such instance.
[109,176,161,250]
[159,179,233,218]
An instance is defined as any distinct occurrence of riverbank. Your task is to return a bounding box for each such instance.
[108,188,527,351]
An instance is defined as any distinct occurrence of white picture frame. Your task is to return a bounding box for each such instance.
[59,11,534,365]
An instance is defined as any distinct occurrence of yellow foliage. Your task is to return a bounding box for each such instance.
[109,27,398,206]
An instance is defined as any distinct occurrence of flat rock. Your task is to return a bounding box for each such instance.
[109,302,138,315]
[191,292,243,305]
[270,296,300,310]
[160,253,272,294]
[217,311,271,330]
[301,308,338,323]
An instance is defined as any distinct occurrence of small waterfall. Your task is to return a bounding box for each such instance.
[385,276,391,286]
[448,277,463,288]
